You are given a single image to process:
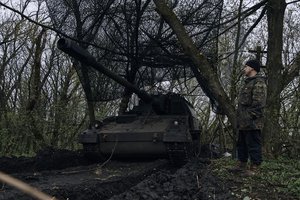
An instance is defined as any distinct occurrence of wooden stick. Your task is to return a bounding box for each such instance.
[0,171,57,200]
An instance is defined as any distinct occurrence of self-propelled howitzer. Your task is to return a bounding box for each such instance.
[57,38,201,164]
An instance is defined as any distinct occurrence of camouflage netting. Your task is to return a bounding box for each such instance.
[46,0,223,112]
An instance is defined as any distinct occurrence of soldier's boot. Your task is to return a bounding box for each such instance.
[243,163,260,177]
[228,161,247,174]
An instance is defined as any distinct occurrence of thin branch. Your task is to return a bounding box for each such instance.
[0,2,111,52]
[0,2,64,37]
[286,0,300,5]
[237,5,267,50]
[282,53,300,89]
[0,171,57,200]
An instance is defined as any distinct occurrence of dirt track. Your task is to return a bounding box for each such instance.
[0,148,234,200]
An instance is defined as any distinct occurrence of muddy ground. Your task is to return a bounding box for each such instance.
[0,148,239,200]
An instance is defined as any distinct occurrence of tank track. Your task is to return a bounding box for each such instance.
[166,139,201,166]
[166,142,191,166]
[83,144,106,161]
[83,142,199,165]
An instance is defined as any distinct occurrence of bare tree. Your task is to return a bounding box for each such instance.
[152,0,300,157]
[153,0,236,130]
[0,1,90,155]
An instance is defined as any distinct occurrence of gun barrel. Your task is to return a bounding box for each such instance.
[57,38,152,103]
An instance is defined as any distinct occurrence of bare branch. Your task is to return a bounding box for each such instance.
[286,0,300,5]
[0,2,105,50]
[282,53,300,89]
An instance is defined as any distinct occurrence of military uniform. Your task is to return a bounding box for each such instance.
[237,76,267,130]
[236,75,267,166]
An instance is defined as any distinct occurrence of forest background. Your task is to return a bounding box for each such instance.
[0,0,299,160]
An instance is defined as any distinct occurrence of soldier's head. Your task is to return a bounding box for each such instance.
[244,59,261,77]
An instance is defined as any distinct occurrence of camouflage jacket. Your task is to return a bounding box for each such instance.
[237,75,267,130]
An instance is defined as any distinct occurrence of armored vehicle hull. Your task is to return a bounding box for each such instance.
[82,115,195,157]
[79,93,201,164]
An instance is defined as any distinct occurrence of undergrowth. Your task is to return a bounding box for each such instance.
[210,157,300,200]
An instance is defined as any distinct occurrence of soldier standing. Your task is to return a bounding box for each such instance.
[230,59,267,176]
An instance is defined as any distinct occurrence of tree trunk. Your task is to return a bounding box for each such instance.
[264,0,286,156]
[25,29,47,143]
[153,1,237,130]
[230,0,244,158]
[26,29,46,112]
